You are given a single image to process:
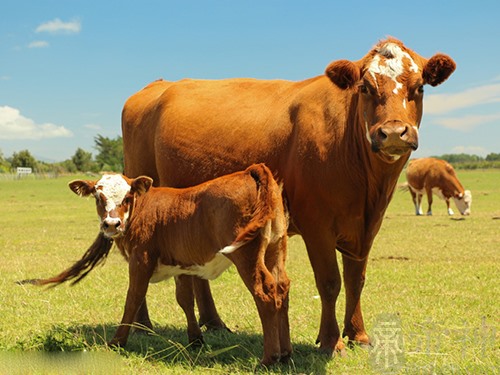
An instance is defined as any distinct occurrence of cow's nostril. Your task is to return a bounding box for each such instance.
[103,222,109,229]
[114,221,121,229]
[400,126,408,137]
[378,128,387,140]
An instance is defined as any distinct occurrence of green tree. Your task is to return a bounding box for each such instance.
[485,153,500,161]
[72,148,94,172]
[0,150,10,173]
[11,150,37,170]
[94,135,123,172]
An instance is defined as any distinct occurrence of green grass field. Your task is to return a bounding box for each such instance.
[0,170,498,374]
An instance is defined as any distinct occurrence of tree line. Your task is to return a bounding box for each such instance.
[0,135,123,174]
[1,135,499,175]
[433,153,500,169]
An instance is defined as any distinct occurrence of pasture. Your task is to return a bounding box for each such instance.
[0,169,498,374]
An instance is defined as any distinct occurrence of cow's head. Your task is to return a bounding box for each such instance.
[453,189,472,216]
[69,174,153,238]
[325,38,456,163]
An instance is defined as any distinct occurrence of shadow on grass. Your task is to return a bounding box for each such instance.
[15,323,332,374]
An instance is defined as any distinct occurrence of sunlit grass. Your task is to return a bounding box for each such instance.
[0,171,498,374]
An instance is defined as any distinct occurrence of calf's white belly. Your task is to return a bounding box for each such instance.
[150,254,233,283]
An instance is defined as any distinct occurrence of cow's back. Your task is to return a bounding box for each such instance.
[406,158,462,193]
[122,76,327,188]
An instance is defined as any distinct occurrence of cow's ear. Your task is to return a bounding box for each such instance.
[423,54,456,87]
[325,60,361,89]
[69,180,95,197]
[130,176,153,196]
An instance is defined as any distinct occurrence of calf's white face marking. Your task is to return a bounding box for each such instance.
[95,174,132,233]
[96,174,131,212]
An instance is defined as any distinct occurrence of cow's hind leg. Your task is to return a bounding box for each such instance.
[193,277,229,331]
[426,187,433,215]
[342,255,370,347]
[176,275,203,346]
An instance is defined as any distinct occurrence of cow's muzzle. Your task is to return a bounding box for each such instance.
[371,120,419,156]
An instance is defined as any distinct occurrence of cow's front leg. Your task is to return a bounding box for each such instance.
[342,255,370,347]
[176,275,203,345]
[109,258,152,347]
[193,277,229,331]
[305,238,344,356]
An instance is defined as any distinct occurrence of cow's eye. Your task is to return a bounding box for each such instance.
[360,85,368,94]
[417,85,424,94]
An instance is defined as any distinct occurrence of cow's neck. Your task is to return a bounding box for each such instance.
[339,94,409,246]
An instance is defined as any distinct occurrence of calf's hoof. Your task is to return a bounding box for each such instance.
[188,335,205,348]
[199,317,232,333]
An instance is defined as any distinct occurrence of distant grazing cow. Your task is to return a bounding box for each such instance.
[121,37,456,354]
[405,157,472,216]
[23,164,291,365]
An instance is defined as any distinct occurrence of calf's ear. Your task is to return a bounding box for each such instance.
[130,176,153,196]
[68,180,95,197]
[325,60,361,89]
[423,54,456,86]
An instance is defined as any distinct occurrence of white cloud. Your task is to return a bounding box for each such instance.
[0,106,73,140]
[432,113,500,132]
[425,83,500,115]
[28,40,49,48]
[35,18,81,34]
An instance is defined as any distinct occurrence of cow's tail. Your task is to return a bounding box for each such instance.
[220,163,284,254]
[16,232,113,287]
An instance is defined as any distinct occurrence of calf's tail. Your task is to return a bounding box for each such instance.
[16,232,113,287]
[221,163,283,254]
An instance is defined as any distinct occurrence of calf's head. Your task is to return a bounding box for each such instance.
[69,174,153,238]
[326,38,456,162]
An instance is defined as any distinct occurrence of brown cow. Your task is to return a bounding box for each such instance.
[405,157,472,216]
[25,164,290,365]
[121,37,456,354]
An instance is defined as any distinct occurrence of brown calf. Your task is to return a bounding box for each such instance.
[24,164,291,365]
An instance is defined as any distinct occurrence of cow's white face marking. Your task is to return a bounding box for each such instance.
[96,174,131,212]
[368,42,419,95]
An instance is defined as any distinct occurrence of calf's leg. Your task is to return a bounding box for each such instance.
[175,275,203,345]
[227,240,289,366]
[109,260,152,347]
[133,298,154,332]
[193,277,229,331]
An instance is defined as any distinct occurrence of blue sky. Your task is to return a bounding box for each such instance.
[1,1,499,162]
